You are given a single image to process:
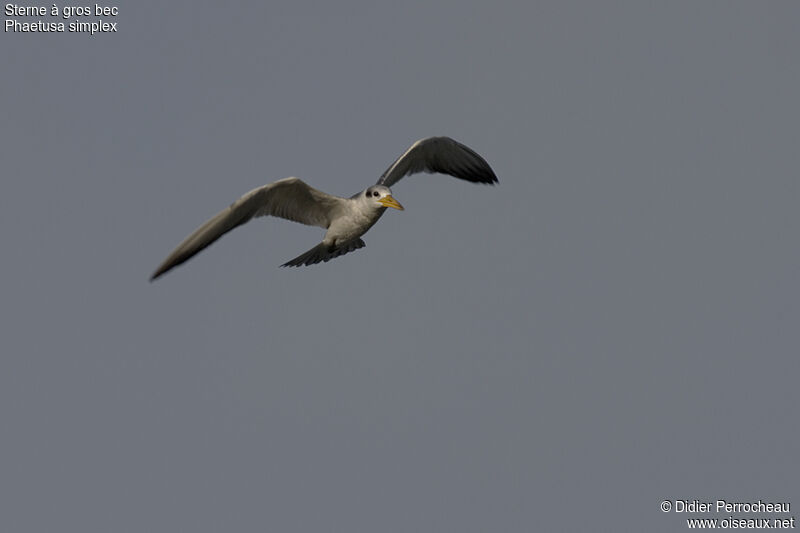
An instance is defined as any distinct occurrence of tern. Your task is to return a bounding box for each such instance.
[150,136,497,280]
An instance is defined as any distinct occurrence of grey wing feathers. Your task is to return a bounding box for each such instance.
[150,177,341,280]
[377,136,498,187]
[252,177,341,226]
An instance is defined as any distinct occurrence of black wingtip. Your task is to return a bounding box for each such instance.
[149,264,171,281]
[483,170,499,185]
[441,165,498,185]
[459,143,499,185]
[281,239,366,267]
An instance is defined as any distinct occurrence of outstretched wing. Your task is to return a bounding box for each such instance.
[377,137,498,187]
[150,177,343,280]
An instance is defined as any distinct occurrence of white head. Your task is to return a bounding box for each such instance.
[362,185,404,211]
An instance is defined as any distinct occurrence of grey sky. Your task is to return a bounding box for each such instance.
[2,1,798,531]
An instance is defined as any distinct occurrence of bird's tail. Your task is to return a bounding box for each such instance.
[281,239,366,267]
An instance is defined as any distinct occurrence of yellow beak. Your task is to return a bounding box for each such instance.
[378,195,405,210]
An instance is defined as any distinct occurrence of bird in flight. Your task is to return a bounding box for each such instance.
[150,136,497,280]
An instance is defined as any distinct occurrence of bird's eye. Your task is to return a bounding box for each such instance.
[373,191,380,197]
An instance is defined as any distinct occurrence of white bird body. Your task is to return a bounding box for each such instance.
[151,137,497,280]
[327,194,380,240]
